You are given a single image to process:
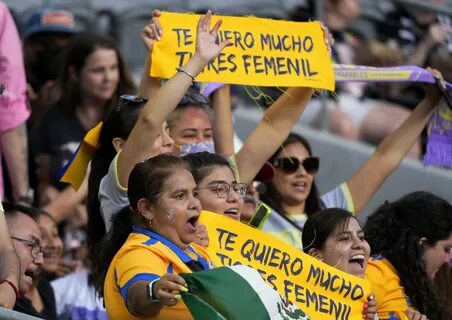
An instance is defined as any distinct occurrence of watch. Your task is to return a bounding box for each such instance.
[147,278,160,302]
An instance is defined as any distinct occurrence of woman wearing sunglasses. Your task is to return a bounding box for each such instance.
[260,68,446,248]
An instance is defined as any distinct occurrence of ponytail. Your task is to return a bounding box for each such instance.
[92,205,133,297]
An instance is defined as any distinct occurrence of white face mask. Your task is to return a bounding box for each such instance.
[179,141,215,156]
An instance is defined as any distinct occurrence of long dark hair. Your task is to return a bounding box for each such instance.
[260,133,322,216]
[93,155,189,296]
[182,151,235,184]
[87,98,145,249]
[57,32,135,112]
[434,264,452,316]
[302,208,355,253]
[364,191,452,320]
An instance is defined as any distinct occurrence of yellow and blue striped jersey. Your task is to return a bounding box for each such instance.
[104,227,212,320]
[366,255,415,320]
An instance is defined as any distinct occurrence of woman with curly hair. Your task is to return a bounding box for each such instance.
[364,191,452,320]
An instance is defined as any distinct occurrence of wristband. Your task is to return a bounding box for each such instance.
[0,279,20,300]
[147,278,160,302]
[176,66,196,83]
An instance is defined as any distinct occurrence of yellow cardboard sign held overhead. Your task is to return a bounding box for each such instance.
[151,12,335,90]
[200,211,371,320]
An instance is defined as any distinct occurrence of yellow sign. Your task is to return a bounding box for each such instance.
[151,12,335,90]
[200,211,371,320]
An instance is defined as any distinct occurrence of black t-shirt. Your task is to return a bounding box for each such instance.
[30,105,87,190]
[13,279,57,320]
[376,5,426,58]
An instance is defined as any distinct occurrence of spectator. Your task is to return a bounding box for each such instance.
[324,0,420,153]
[36,210,73,280]
[364,191,452,320]
[22,8,78,129]
[0,1,31,204]
[302,208,376,320]
[51,269,107,320]
[183,152,246,221]
[98,155,209,319]
[369,0,452,108]
[0,200,20,309]
[259,69,445,248]
[3,202,56,319]
[31,31,135,224]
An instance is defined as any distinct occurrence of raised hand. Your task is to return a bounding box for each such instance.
[195,10,231,64]
[141,10,163,53]
[320,23,334,54]
[424,67,445,104]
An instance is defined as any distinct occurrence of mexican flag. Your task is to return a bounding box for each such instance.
[181,265,311,320]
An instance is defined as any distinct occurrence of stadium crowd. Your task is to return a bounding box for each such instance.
[0,0,451,319]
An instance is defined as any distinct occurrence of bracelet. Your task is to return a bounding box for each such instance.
[147,278,160,302]
[176,66,196,83]
[0,279,20,300]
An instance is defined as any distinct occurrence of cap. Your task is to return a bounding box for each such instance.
[24,8,77,39]
[254,161,275,182]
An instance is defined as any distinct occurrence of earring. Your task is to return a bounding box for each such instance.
[166,209,175,224]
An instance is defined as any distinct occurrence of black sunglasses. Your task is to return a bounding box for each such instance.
[272,156,319,174]
[116,94,147,111]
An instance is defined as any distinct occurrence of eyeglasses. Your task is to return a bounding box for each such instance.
[198,182,248,198]
[179,91,209,106]
[116,94,147,111]
[272,156,319,174]
[11,236,43,259]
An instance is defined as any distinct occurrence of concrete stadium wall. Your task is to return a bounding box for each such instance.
[233,107,452,222]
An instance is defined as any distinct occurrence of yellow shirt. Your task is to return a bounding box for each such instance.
[104,227,213,320]
[365,255,415,320]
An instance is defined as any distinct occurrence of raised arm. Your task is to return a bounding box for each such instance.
[43,178,88,223]
[211,84,235,157]
[235,25,333,185]
[117,11,231,187]
[347,69,444,213]
[235,87,314,185]
[137,10,162,100]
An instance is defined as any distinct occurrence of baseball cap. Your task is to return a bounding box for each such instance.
[24,8,78,39]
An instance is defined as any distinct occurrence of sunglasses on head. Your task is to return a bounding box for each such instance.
[116,94,147,111]
[179,91,209,106]
[272,156,319,174]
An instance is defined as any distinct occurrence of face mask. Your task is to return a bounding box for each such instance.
[179,141,215,156]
